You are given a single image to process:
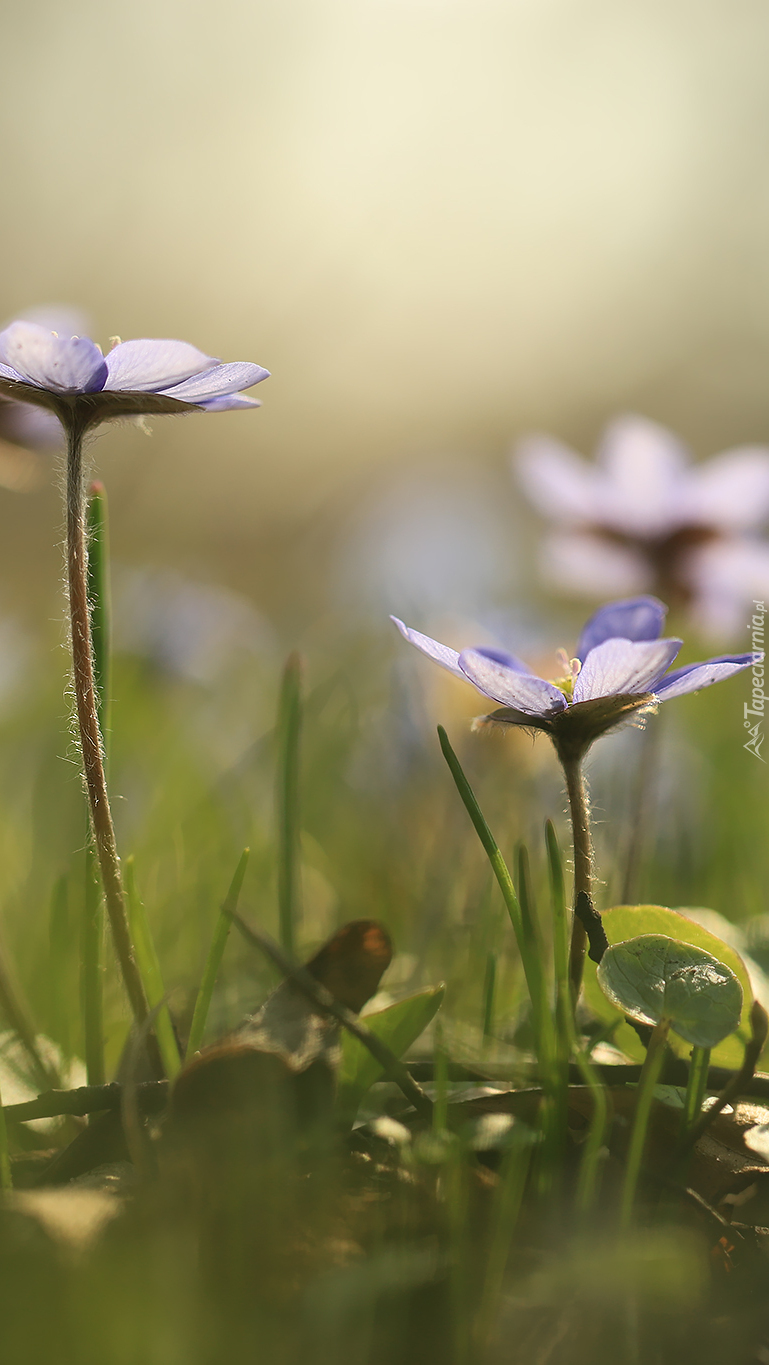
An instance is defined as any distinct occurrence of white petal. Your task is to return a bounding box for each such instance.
[390,617,465,678]
[539,532,651,596]
[161,362,269,401]
[0,321,107,394]
[515,435,601,522]
[685,537,769,639]
[573,637,682,701]
[686,448,769,531]
[597,415,689,536]
[105,339,217,392]
[655,656,756,701]
[458,649,568,715]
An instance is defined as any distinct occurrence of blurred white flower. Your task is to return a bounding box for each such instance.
[515,415,769,638]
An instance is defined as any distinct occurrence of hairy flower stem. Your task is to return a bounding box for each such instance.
[66,422,150,1030]
[560,754,594,1005]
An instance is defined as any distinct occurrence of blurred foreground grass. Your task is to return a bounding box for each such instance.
[0,599,764,1362]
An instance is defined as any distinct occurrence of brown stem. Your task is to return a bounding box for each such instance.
[561,755,594,1003]
[66,422,149,1029]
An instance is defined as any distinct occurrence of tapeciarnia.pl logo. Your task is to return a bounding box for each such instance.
[744,600,766,762]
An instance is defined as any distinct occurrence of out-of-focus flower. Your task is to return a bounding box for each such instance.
[515,415,769,638]
[393,595,757,761]
[0,307,90,489]
[0,320,269,430]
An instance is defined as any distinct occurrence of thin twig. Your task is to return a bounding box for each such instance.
[4,1080,169,1123]
[232,912,434,1122]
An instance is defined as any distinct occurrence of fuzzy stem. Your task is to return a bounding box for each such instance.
[276,652,302,957]
[66,422,149,1028]
[561,755,594,1003]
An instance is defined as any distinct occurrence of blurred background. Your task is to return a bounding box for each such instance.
[0,0,765,1056]
[1,0,769,629]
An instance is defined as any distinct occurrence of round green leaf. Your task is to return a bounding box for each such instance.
[583,905,754,1067]
[596,934,743,1048]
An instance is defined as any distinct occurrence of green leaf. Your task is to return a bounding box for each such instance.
[597,934,743,1049]
[583,905,754,1067]
[338,985,445,1118]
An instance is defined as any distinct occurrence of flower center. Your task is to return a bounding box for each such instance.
[549,648,581,699]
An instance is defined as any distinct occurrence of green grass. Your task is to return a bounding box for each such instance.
[0,603,763,1363]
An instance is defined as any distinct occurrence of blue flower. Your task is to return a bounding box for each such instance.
[392,595,759,760]
[0,320,269,430]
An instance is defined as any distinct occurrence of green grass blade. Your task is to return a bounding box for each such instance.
[517,843,560,1188]
[433,1015,449,1132]
[0,944,59,1091]
[82,849,105,1086]
[546,820,608,1213]
[482,949,497,1039]
[185,848,250,1060]
[681,1044,711,1137]
[545,819,572,1078]
[124,858,181,1079]
[48,872,72,1062]
[620,1019,670,1227]
[338,985,445,1120]
[515,844,553,1066]
[437,727,542,1033]
[0,1082,11,1191]
[276,652,302,956]
[571,1047,609,1215]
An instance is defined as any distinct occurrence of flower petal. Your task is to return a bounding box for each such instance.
[160,361,269,402]
[390,617,465,679]
[0,399,62,450]
[654,653,758,701]
[573,637,682,702]
[195,394,262,411]
[458,649,568,715]
[576,596,667,660]
[515,435,602,522]
[105,339,218,392]
[0,321,107,394]
[540,532,650,596]
[597,415,689,536]
[465,644,531,673]
[684,537,769,639]
[686,448,769,531]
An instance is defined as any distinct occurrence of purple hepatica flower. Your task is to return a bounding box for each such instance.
[0,320,269,432]
[0,309,92,452]
[392,595,759,762]
[515,415,769,638]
